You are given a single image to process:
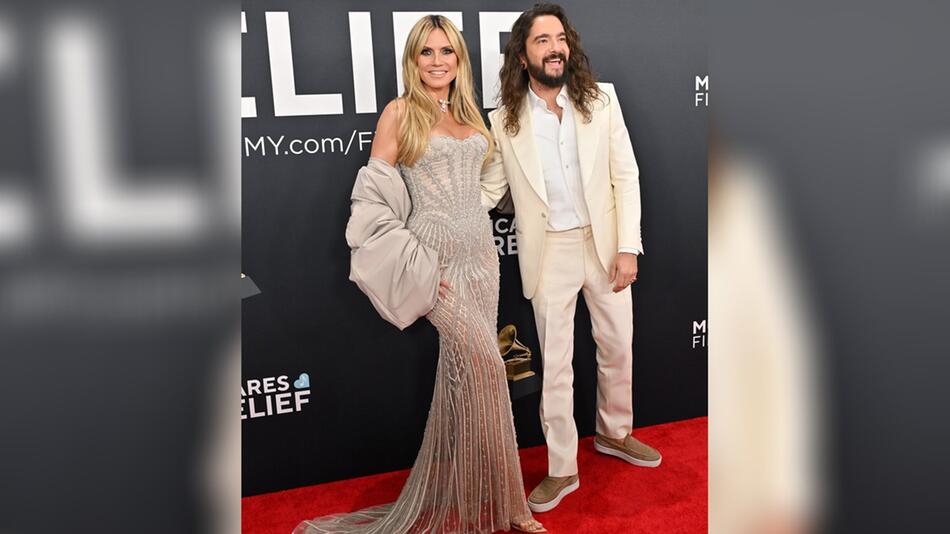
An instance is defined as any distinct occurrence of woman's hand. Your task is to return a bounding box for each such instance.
[438,279,452,299]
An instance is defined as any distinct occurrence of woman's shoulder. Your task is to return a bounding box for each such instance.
[375,99,408,138]
[371,99,404,165]
[380,98,407,122]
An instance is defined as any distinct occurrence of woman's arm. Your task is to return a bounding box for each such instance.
[370,99,402,165]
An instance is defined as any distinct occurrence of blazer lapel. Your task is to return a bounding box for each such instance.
[508,94,548,206]
[573,100,602,189]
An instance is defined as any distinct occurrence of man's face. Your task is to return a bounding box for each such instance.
[523,15,570,88]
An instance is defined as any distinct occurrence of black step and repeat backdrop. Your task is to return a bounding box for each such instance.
[242,0,706,497]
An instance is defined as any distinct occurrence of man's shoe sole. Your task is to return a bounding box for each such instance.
[594,441,662,468]
[526,479,580,513]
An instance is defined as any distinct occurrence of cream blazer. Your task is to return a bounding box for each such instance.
[481,82,643,299]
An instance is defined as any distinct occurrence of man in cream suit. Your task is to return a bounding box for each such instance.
[481,3,661,513]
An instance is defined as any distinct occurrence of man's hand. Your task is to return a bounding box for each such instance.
[608,252,638,293]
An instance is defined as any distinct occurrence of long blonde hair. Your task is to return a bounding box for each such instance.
[397,15,493,167]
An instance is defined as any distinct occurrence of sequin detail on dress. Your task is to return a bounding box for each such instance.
[294,134,533,534]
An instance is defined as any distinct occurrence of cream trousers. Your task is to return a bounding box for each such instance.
[531,226,635,477]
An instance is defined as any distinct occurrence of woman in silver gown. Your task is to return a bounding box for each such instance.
[294,15,545,534]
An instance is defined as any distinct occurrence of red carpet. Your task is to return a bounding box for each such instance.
[243,417,706,533]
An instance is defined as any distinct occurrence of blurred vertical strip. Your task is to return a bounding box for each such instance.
[0,1,239,533]
[711,1,950,533]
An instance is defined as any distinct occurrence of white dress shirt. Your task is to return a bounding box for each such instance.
[528,85,640,255]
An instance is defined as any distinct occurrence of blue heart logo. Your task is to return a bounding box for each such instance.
[293,373,310,389]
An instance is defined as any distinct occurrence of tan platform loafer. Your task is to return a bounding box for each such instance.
[527,474,580,513]
[594,433,662,467]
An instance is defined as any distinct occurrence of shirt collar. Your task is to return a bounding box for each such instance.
[527,84,569,110]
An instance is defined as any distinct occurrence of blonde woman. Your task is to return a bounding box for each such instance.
[294,15,545,534]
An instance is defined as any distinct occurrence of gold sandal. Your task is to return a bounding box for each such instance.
[511,518,547,533]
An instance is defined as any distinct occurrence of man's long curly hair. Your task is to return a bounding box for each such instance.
[498,3,603,136]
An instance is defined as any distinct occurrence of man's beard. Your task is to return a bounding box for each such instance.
[527,52,569,88]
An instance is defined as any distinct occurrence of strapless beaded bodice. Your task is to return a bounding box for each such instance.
[398,134,491,263]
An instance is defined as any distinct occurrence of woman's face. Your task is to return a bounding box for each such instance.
[416,29,458,92]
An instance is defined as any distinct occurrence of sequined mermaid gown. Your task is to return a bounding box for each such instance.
[294,134,534,534]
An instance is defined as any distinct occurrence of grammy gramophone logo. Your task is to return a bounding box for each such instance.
[497,324,536,381]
